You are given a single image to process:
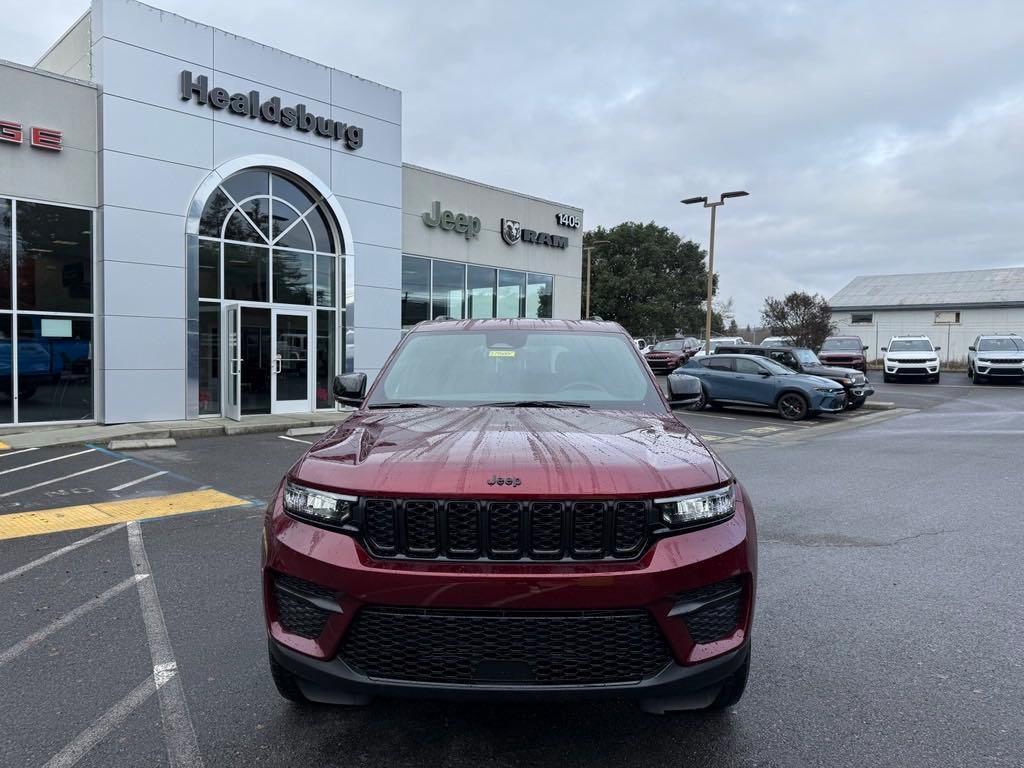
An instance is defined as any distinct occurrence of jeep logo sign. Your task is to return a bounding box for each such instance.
[422,201,481,240]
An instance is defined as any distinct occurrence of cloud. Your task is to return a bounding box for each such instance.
[9,0,1024,324]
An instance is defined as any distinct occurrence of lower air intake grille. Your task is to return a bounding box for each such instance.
[677,579,744,645]
[273,574,334,639]
[341,607,672,685]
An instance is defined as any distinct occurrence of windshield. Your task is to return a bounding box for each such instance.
[755,357,796,375]
[821,338,862,351]
[889,339,933,352]
[653,340,684,351]
[979,337,1024,352]
[794,349,820,365]
[366,330,666,412]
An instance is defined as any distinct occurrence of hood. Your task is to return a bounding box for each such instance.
[976,350,1024,359]
[291,408,725,498]
[819,350,865,360]
[803,363,862,379]
[788,373,844,389]
[885,350,936,359]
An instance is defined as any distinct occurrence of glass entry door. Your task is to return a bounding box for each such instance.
[272,309,313,413]
[224,303,242,421]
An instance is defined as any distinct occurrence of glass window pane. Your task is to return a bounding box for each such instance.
[271,199,301,243]
[467,266,495,319]
[240,197,270,241]
[306,204,336,253]
[275,215,314,251]
[271,174,316,215]
[497,270,526,318]
[224,209,264,243]
[316,254,335,307]
[199,303,220,415]
[527,273,553,319]
[272,249,313,305]
[0,314,10,423]
[1,198,10,310]
[198,240,220,299]
[199,187,232,237]
[431,261,465,320]
[316,309,335,409]
[15,202,92,313]
[16,315,93,422]
[401,255,430,329]
[222,170,269,204]
[224,243,268,301]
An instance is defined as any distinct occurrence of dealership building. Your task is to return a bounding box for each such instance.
[830,267,1024,362]
[0,0,583,428]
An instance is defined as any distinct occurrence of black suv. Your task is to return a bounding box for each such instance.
[713,345,874,409]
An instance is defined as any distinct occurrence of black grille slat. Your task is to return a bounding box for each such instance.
[676,579,744,644]
[341,607,671,685]
[613,501,648,555]
[446,501,481,557]
[273,575,333,639]
[404,500,439,555]
[360,498,651,561]
[571,502,606,557]
[529,502,564,559]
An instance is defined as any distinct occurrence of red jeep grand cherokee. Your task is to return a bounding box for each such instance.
[262,319,757,714]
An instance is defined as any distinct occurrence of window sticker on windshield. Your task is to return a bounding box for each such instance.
[489,350,516,358]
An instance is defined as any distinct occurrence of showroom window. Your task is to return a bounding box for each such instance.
[851,312,873,324]
[0,197,94,425]
[401,256,554,328]
[195,169,344,415]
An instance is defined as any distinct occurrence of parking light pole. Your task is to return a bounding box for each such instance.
[681,191,749,349]
[583,239,610,319]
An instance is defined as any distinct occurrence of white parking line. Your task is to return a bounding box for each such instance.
[0,524,124,585]
[0,459,129,498]
[0,574,147,668]
[127,521,205,768]
[108,471,168,492]
[42,672,167,768]
[0,448,96,476]
[278,435,313,444]
[0,447,39,459]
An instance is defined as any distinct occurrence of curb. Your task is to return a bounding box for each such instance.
[108,438,178,450]
[861,401,895,411]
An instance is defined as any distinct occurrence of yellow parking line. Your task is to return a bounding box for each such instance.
[0,442,9,450]
[0,489,251,541]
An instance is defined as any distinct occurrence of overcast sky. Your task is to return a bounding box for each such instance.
[6,1,1023,324]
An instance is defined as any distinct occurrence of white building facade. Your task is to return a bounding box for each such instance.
[0,0,582,428]
[830,268,1024,363]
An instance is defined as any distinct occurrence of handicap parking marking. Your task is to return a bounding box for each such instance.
[743,425,785,434]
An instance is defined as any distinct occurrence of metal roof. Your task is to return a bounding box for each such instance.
[830,267,1024,310]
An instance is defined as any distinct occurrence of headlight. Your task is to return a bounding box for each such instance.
[283,481,356,526]
[815,386,839,392]
[655,484,735,529]
[837,378,852,385]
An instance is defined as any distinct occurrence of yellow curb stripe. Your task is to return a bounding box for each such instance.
[0,442,9,450]
[0,489,251,541]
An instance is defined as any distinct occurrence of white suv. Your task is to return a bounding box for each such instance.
[967,334,1024,384]
[882,335,941,383]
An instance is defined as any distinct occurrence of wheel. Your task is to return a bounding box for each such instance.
[705,652,750,710]
[883,373,894,383]
[929,373,941,384]
[269,648,309,703]
[847,395,866,410]
[777,392,808,421]
[686,388,707,411]
[973,372,986,385]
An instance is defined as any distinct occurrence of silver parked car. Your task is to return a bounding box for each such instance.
[967,334,1024,384]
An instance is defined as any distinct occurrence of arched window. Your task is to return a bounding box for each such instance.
[195,169,344,415]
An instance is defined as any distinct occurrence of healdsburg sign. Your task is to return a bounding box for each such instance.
[179,71,364,150]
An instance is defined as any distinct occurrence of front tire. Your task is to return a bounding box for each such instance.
[929,373,941,383]
[269,648,309,703]
[686,388,708,411]
[777,392,809,421]
[847,395,867,410]
[705,652,750,710]
[883,373,894,383]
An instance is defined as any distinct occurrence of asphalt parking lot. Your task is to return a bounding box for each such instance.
[2,373,1023,767]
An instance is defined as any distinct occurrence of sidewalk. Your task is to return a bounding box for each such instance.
[0,411,353,450]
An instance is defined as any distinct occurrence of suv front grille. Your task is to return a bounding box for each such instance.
[357,498,650,561]
[340,606,671,685]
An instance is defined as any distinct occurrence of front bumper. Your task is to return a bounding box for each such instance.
[262,485,757,705]
[811,391,847,412]
[975,362,1024,378]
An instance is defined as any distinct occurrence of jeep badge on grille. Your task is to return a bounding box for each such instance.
[487,475,522,487]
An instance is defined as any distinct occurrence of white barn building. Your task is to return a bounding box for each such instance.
[829,267,1024,363]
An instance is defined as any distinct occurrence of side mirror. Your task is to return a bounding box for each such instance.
[758,370,772,377]
[968,345,976,352]
[880,347,887,352]
[862,346,869,352]
[934,346,941,351]
[332,373,367,406]
[666,373,702,409]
